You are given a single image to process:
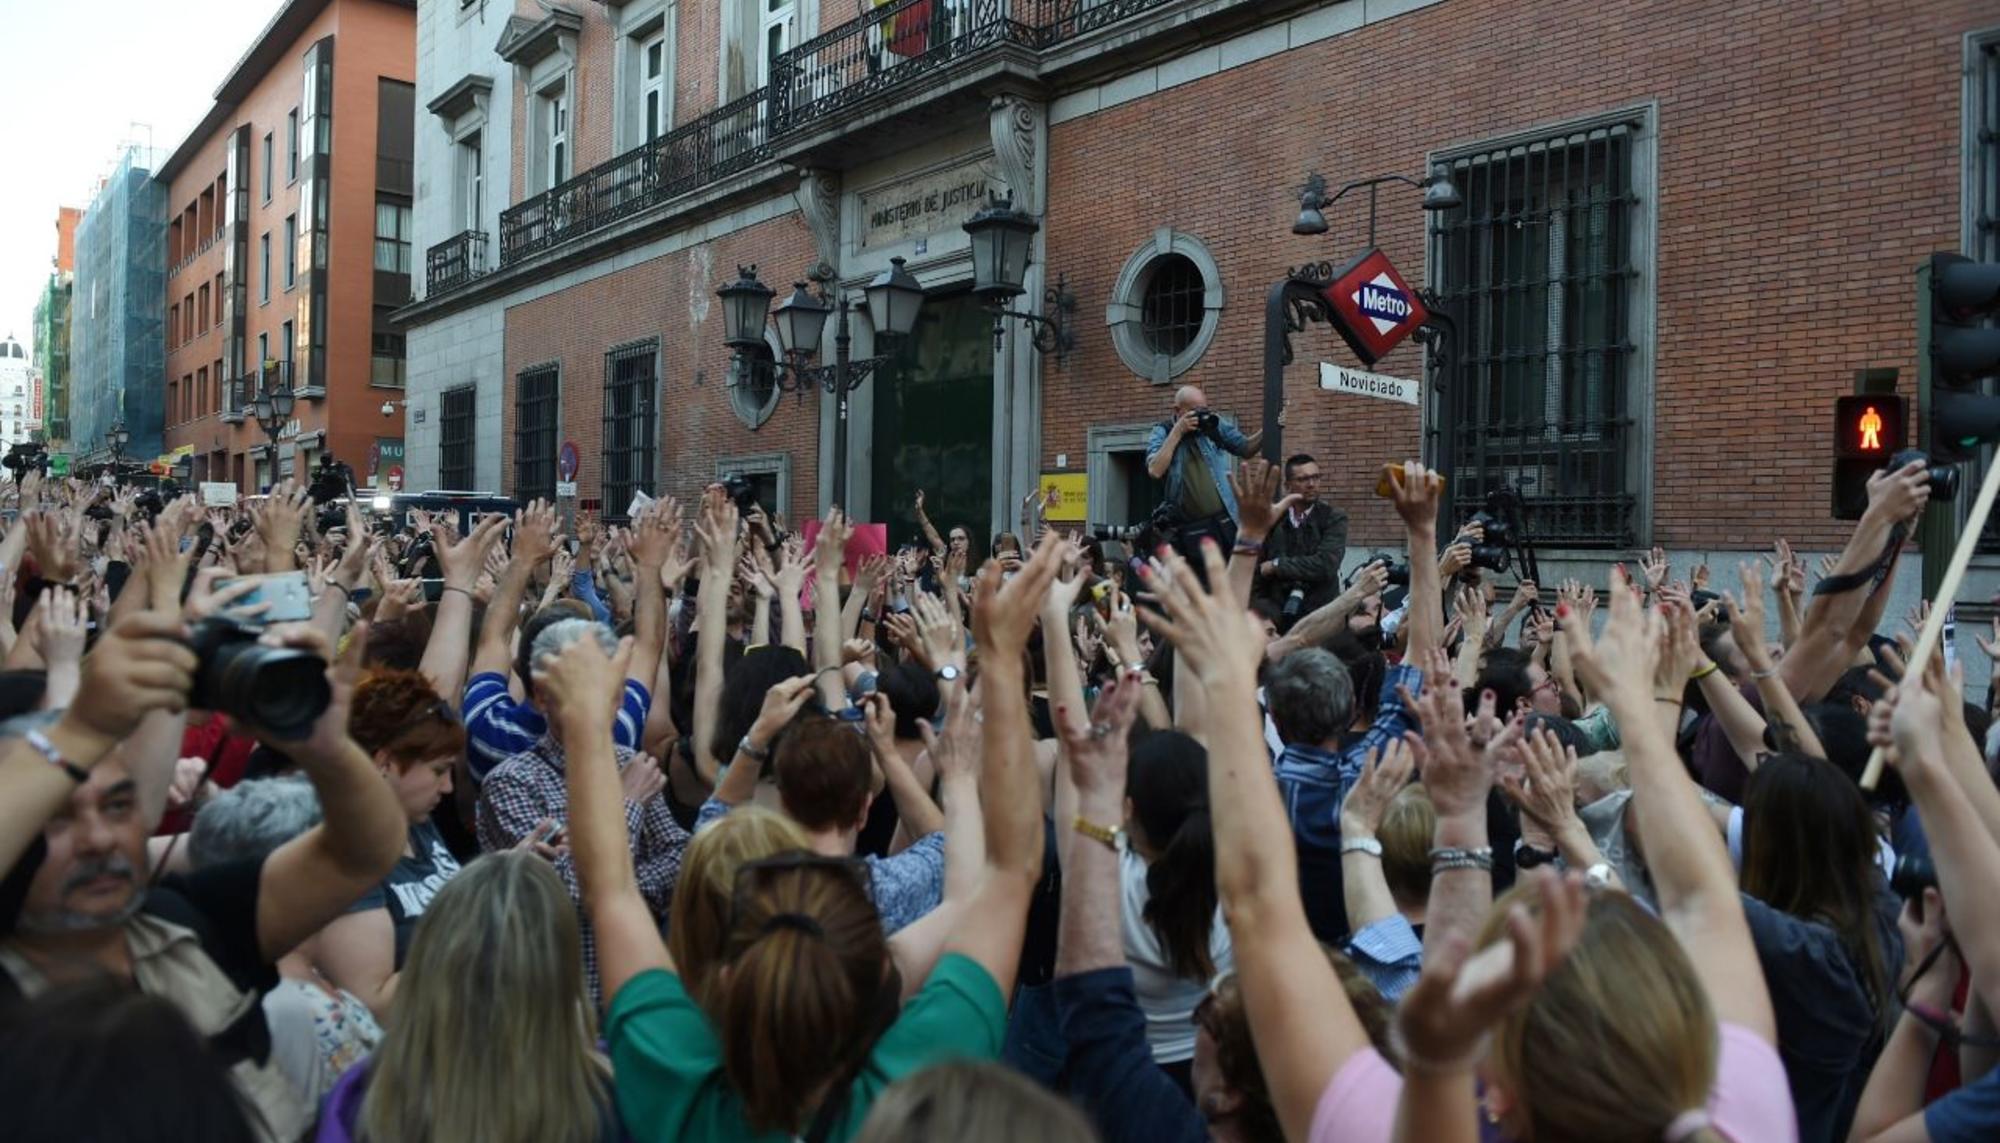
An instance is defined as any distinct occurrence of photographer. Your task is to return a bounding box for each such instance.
[1143,385,1265,562]
[1253,454,1348,626]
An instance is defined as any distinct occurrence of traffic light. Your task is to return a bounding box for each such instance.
[1923,253,2000,457]
[1832,394,1906,519]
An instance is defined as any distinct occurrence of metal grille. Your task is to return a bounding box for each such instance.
[515,365,559,503]
[440,386,475,490]
[603,342,658,519]
[1432,119,1642,547]
[1140,254,1204,357]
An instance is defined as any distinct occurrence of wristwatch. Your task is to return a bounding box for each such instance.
[1513,841,1560,869]
[934,664,963,684]
[1339,836,1383,858]
[1073,815,1124,852]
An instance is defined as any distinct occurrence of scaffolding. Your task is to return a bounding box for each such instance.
[67,144,166,465]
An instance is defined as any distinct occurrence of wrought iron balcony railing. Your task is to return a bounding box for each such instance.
[426,230,489,294]
[472,0,1187,281]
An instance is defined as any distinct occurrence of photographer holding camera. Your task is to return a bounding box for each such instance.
[1143,385,1265,563]
[1252,453,1349,626]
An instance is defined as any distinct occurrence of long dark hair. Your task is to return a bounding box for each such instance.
[711,645,812,769]
[1127,730,1218,980]
[1739,753,1892,1032]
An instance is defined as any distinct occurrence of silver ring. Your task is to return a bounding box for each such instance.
[1089,722,1113,739]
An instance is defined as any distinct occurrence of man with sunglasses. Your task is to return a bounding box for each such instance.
[1252,454,1348,629]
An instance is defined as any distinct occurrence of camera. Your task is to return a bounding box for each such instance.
[1193,407,1222,437]
[721,474,760,514]
[1284,587,1308,620]
[1464,511,1513,574]
[1890,852,1937,900]
[186,615,331,740]
[1356,554,1411,588]
[1888,449,1960,503]
[309,454,355,506]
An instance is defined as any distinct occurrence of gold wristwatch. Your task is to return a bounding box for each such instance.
[1073,815,1123,852]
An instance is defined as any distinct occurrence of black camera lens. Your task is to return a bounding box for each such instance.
[1890,853,1937,900]
[1888,449,1961,504]
[1468,544,1511,574]
[188,619,330,740]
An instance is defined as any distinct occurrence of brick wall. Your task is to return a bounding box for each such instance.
[501,213,822,521]
[1043,0,1994,553]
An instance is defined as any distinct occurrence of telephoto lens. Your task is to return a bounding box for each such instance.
[1889,853,1937,901]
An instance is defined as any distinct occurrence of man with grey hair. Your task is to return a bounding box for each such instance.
[476,618,690,1000]
[1270,460,1446,950]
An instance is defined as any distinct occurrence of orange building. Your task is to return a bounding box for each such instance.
[53,208,82,275]
[158,0,414,491]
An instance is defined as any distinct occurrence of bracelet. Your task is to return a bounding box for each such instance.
[1233,539,1264,555]
[1654,695,1683,705]
[736,736,771,763]
[1340,836,1383,858]
[1749,665,1780,680]
[26,728,88,784]
[327,581,353,600]
[1389,1024,1492,1076]
[1429,846,1494,873]
[443,584,474,600]
[1688,661,1719,682]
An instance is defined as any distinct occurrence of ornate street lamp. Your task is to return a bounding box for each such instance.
[961,192,1075,361]
[716,259,927,509]
[108,421,130,473]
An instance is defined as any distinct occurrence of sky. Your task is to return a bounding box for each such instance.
[1,0,285,356]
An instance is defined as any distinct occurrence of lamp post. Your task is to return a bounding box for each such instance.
[1262,168,1461,464]
[961,192,1076,362]
[717,257,926,509]
[107,420,130,476]
[250,384,294,490]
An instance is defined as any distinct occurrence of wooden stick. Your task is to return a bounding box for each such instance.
[1861,453,2000,790]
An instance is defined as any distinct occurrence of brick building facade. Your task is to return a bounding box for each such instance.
[400,0,2000,587]
[158,0,415,493]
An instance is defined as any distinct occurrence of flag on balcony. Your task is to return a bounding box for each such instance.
[873,0,932,58]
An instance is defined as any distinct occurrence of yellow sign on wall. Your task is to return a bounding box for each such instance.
[1040,472,1087,524]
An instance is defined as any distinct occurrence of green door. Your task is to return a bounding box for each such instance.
[870,291,993,552]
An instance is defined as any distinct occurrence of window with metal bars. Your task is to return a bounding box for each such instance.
[440,386,475,489]
[1430,114,1647,547]
[515,365,559,502]
[603,341,658,519]
[1140,254,1205,357]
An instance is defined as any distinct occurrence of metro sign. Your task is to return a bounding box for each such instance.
[1322,248,1430,366]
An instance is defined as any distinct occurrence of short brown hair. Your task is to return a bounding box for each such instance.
[1379,783,1435,907]
[773,714,872,832]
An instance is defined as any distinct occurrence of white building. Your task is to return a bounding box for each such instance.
[398,0,517,492]
[0,337,42,450]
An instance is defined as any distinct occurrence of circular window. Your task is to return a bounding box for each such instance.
[1107,232,1224,384]
[729,339,781,429]
[1140,254,1205,357]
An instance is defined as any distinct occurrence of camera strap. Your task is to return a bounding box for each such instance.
[1810,524,1906,599]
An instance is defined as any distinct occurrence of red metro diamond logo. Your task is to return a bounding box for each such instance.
[1322,248,1430,366]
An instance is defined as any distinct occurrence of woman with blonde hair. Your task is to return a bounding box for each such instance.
[316,851,618,1143]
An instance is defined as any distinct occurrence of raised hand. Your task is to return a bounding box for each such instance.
[972,530,1064,657]
[1136,540,1264,687]
[913,592,963,672]
[1638,546,1669,594]
[26,509,81,582]
[1386,459,1444,531]
[536,629,636,730]
[1054,668,1145,795]
[1228,457,1300,543]
[811,506,851,581]
[627,496,681,571]
[696,494,742,580]
[619,753,666,805]
[1393,870,1587,1073]
[37,587,89,670]
[1562,566,1662,706]
[438,512,508,591]
[1403,649,1494,820]
[512,498,561,567]
[1500,727,1582,836]
[1339,736,1416,840]
[64,612,199,744]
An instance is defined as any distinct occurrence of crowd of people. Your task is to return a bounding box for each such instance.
[0,430,1997,1143]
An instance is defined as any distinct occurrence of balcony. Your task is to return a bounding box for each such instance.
[223,361,296,423]
[501,88,770,265]
[426,230,490,294]
[459,0,1274,293]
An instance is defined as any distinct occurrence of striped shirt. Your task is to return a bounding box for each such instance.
[460,671,649,781]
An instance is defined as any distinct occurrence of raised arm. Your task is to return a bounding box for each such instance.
[863,694,944,840]
[1565,579,1776,1042]
[1782,462,1927,703]
[1266,563,1388,661]
[1391,461,1446,663]
[624,497,679,700]
[542,632,673,1002]
[470,500,559,681]
[1726,561,1823,759]
[689,492,741,786]
[1038,546,1092,872]
[1226,459,1299,609]
[770,537,809,655]
[1140,540,1373,1142]
[811,509,853,712]
[914,489,948,556]
[416,514,506,699]
[943,533,1063,994]
[0,612,196,878]
[1338,739,1416,935]
[251,624,409,963]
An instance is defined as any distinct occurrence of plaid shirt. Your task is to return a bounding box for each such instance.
[476,735,689,1002]
[1274,660,1424,943]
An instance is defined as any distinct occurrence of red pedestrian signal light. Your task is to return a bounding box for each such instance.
[1832,395,1907,519]
[1835,395,1903,459]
